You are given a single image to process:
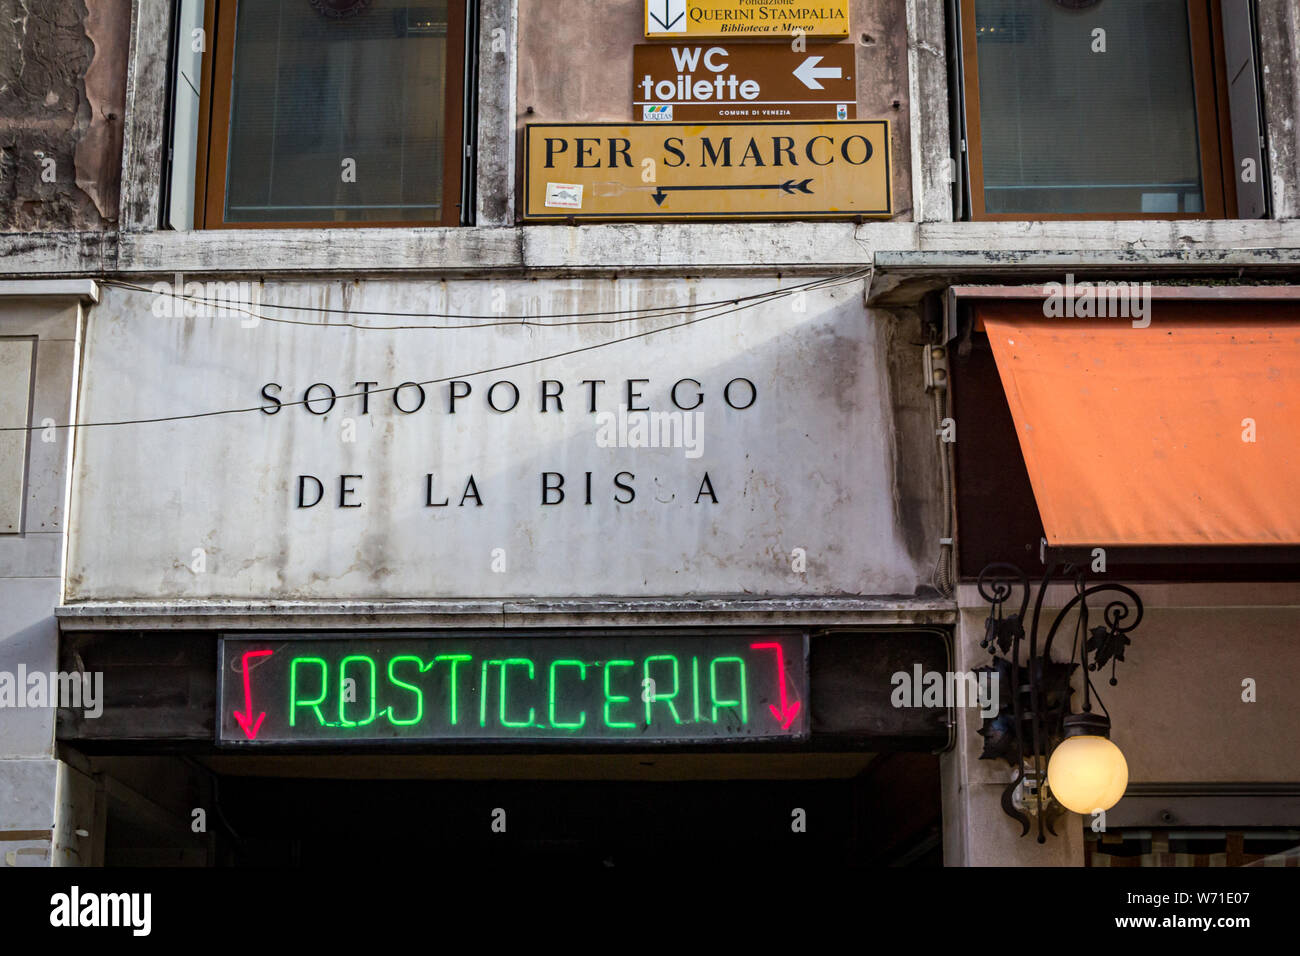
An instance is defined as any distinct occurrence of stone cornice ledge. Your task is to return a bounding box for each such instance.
[2,220,1300,278]
[55,596,957,630]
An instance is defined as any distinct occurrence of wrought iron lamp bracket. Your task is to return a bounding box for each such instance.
[975,562,1144,843]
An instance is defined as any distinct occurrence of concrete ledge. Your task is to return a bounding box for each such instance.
[870,248,1300,304]
[0,279,99,302]
[3,220,1300,280]
[956,582,1300,611]
[55,596,958,630]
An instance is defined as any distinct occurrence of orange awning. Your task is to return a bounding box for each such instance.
[980,302,1300,547]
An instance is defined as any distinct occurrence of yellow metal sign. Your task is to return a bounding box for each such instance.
[645,0,850,39]
[523,121,891,221]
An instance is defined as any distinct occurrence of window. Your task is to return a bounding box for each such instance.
[191,0,468,228]
[957,0,1262,219]
[1087,829,1300,867]
[0,338,34,534]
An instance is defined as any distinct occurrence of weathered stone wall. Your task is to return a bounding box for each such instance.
[65,276,943,602]
[1258,0,1300,219]
[0,0,130,231]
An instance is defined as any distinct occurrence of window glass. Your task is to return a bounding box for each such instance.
[973,0,1204,215]
[224,0,451,223]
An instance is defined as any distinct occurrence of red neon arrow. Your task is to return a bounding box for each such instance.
[233,649,273,740]
[750,642,801,730]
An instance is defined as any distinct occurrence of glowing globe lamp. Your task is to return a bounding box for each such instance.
[1047,713,1128,815]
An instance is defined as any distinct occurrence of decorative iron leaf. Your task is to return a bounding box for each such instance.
[1002,773,1031,837]
[1033,659,1077,715]
[994,613,1024,655]
[1086,624,1130,669]
[976,661,1020,764]
[977,712,1019,764]
[1043,796,1071,837]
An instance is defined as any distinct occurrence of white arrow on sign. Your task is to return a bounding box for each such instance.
[647,0,688,34]
[793,55,843,90]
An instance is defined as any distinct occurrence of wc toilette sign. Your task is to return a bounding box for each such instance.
[633,42,856,121]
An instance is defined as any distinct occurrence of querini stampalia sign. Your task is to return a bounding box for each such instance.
[644,0,851,38]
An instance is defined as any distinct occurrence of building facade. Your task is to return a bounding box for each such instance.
[1,0,1298,868]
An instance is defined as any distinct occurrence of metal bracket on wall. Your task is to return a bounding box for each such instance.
[1106,784,1300,829]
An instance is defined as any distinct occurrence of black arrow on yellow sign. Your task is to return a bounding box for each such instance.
[649,0,685,31]
[651,178,814,206]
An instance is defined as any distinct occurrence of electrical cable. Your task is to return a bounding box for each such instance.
[102,268,869,330]
[931,381,955,597]
[1,269,870,433]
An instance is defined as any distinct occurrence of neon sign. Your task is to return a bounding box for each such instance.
[218,633,808,744]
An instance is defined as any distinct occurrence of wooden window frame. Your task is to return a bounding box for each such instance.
[194,0,467,230]
[959,0,1236,221]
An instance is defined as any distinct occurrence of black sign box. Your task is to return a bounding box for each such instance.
[217,632,809,745]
